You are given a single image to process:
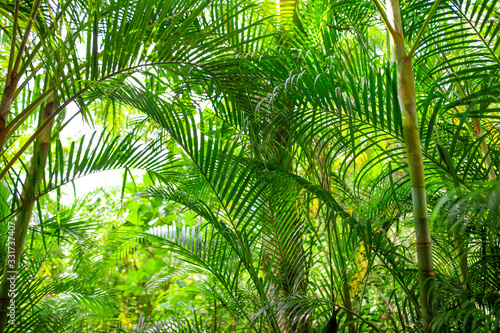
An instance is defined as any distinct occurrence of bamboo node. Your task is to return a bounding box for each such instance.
[418,270,435,275]
[416,243,432,247]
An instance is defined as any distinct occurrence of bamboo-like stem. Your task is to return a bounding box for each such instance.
[1,44,99,150]
[6,0,19,86]
[0,95,54,332]
[384,1,437,331]
[0,84,16,133]
[0,1,71,147]
[372,0,396,36]
[0,0,42,139]
[0,90,53,149]
[12,0,42,77]
[14,0,75,82]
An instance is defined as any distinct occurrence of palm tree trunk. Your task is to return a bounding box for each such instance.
[0,96,54,332]
[384,1,437,331]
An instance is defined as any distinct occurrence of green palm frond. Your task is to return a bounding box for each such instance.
[431,182,500,332]
[2,129,176,221]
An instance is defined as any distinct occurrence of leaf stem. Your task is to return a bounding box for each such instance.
[372,0,397,36]
[12,0,42,77]
[6,0,20,85]
[408,0,442,58]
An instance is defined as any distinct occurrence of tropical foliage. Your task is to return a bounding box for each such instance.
[0,0,499,332]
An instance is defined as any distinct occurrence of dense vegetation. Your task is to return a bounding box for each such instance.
[0,0,499,332]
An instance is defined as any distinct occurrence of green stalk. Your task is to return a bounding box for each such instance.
[0,84,16,135]
[12,0,42,77]
[0,95,54,332]
[383,0,437,331]
[6,0,20,86]
[0,0,42,143]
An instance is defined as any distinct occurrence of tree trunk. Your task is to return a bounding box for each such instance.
[0,82,18,149]
[385,1,437,331]
[0,96,54,332]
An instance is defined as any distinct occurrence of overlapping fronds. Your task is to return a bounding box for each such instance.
[2,129,176,220]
